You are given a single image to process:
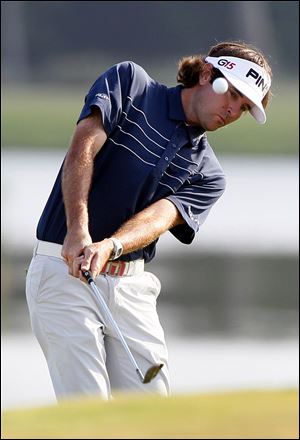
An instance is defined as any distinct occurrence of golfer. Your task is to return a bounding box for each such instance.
[26,41,272,401]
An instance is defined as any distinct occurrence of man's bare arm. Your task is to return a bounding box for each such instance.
[61,108,107,269]
[113,198,184,254]
[76,199,184,280]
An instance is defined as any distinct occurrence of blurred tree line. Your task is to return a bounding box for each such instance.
[2,1,299,85]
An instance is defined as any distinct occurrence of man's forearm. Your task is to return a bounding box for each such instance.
[62,150,94,231]
[112,199,184,255]
[62,110,107,233]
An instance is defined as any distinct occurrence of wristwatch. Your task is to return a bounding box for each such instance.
[108,237,123,261]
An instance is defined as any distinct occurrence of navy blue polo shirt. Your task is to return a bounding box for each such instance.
[37,61,226,263]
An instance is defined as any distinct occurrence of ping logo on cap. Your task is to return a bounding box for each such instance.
[246,68,269,94]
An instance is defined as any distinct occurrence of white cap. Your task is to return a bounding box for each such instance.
[205,56,271,124]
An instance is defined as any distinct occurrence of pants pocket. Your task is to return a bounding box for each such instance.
[25,256,46,305]
[144,271,162,298]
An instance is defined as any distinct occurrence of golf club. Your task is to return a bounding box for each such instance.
[81,270,163,384]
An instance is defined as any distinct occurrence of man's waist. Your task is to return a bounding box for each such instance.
[33,240,144,277]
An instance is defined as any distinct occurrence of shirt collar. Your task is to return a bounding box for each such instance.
[186,124,206,147]
[167,85,187,122]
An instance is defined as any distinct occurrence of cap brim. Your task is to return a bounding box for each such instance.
[221,71,266,124]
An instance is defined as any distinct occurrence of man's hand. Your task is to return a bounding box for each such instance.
[74,238,114,281]
[61,228,92,276]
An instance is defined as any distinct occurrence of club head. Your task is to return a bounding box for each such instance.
[143,363,164,384]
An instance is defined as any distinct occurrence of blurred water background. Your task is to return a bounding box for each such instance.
[1,1,299,410]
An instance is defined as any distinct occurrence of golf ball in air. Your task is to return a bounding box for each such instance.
[212,77,228,94]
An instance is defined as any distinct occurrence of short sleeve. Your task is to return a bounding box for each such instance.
[167,172,226,244]
[77,62,134,135]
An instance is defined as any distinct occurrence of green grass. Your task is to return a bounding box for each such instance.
[1,85,82,150]
[1,80,299,154]
[1,389,299,439]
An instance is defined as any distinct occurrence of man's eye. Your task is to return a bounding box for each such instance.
[230,89,238,99]
[241,104,251,113]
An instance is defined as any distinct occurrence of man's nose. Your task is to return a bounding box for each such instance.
[225,103,240,120]
[226,107,232,118]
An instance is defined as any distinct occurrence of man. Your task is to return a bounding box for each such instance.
[26,41,272,401]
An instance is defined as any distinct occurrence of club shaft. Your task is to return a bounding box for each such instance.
[89,280,145,382]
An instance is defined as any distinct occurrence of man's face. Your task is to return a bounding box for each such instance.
[182,67,253,131]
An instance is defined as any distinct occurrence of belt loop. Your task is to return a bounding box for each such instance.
[33,242,38,257]
[110,263,117,276]
[118,261,126,276]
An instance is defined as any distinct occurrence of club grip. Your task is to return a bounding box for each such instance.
[81,270,94,284]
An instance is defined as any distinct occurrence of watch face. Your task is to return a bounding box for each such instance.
[110,238,123,260]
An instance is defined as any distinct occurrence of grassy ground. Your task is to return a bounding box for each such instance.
[2,86,81,151]
[1,81,299,154]
[1,389,298,439]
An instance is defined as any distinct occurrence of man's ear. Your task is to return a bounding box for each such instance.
[199,63,213,85]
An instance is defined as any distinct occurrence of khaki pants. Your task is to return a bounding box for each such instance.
[25,243,170,401]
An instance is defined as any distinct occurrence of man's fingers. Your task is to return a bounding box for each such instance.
[80,247,94,272]
[62,247,85,276]
[90,254,102,280]
[67,243,106,280]
[72,255,85,278]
